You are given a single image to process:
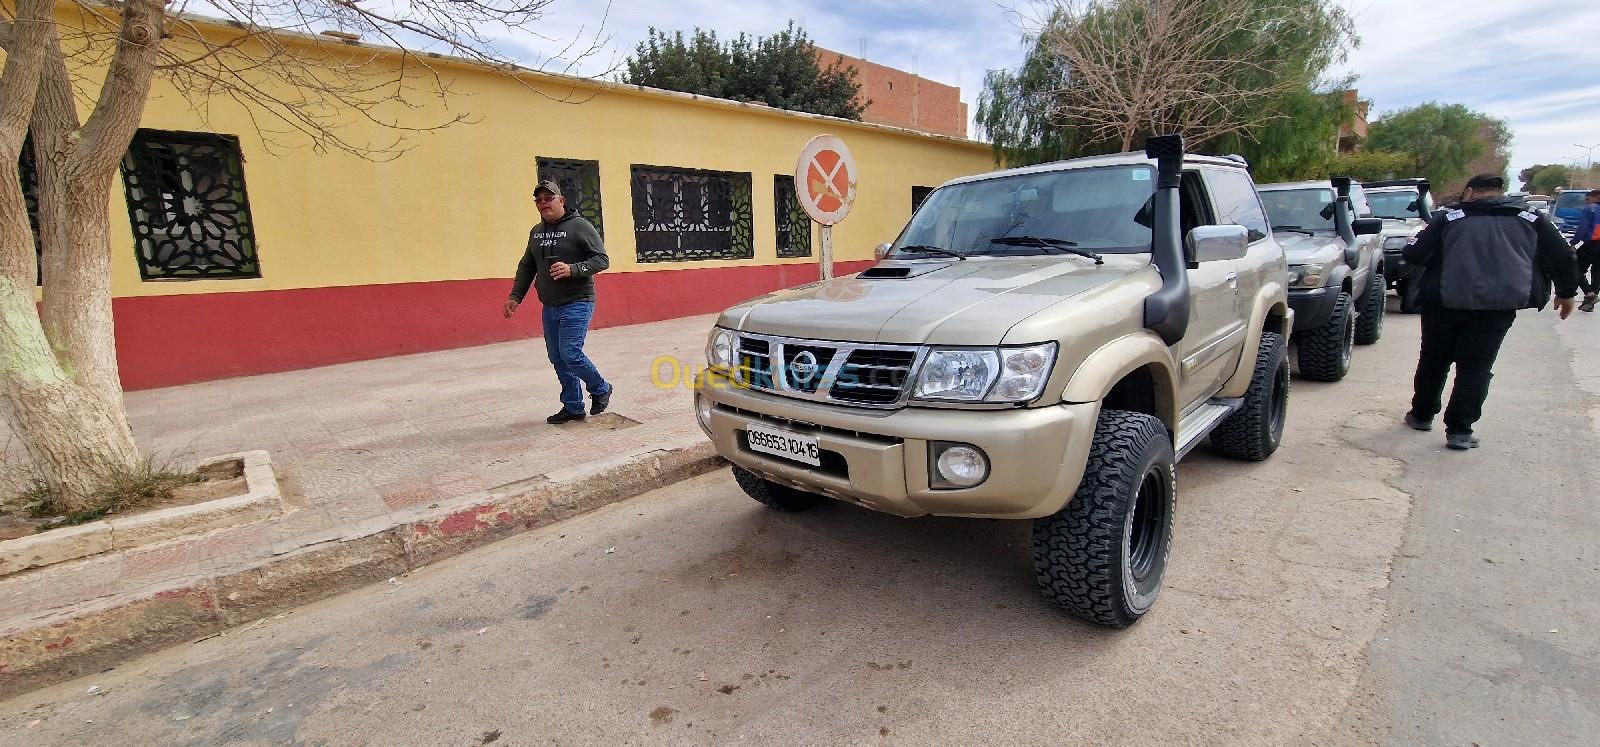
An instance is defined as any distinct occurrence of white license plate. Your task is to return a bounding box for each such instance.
[745,424,822,467]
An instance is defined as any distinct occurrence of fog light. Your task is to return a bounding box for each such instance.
[931,442,988,489]
[695,393,713,436]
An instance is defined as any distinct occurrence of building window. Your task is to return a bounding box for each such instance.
[120,130,260,280]
[536,157,603,238]
[630,165,752,263]
[775,175,811,258]
[912,185,935,213]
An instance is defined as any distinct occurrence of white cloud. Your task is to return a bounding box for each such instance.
[505,0,1599,176]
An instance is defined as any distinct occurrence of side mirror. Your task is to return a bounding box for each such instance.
[1186,225,1249,263]
[1353,218,1383,236]
[874,242,893,261]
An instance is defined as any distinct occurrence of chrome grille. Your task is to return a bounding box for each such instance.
[732,332,924,409]
[780,344,837,393]
[831,349,917,405]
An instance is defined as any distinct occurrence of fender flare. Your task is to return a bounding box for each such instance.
[1219,283,1291,398]
[1060,332,1180,435]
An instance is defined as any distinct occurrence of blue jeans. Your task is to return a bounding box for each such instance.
[541,300,611,414]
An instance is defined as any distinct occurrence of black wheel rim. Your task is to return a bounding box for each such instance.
[1341,312,1354,368]
[1269,360,1289,439]
[1128,468,1169,585]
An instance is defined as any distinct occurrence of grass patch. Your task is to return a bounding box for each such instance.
[4,460,204,532]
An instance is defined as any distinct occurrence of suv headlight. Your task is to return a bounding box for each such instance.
[1287,264,1327,289]
[706,327,735,370]
[1382,236,1409,251]
[913,343,1057,403]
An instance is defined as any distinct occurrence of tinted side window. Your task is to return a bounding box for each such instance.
[1205,169,1269,242]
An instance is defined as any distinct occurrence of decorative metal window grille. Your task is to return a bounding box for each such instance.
[630,165,752,262]
[536,157,603,238]
[774,175,812,258]
[912,185,935,213]
[120,130,260,280]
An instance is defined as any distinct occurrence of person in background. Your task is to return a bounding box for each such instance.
[1401,174,1579,451]
[1572,189,1600,312]
[503,179,613,424]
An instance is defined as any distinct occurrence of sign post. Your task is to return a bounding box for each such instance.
[794,135,857,280]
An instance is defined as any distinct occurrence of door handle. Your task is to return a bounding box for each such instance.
[1225,272,1238,287]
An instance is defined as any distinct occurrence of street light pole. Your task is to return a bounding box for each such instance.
[1576,143,1600,170]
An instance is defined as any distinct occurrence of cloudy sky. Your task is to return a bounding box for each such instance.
[524,0,1599,182]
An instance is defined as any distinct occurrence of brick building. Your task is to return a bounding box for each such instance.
[1338,90,1370,154]
[816,48,968,139]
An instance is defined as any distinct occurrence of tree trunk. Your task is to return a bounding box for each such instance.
[0,297,142,504]
[0,0,160,510]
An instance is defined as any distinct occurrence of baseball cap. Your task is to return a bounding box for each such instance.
[1464,174,1505,190]
[534,179,562,197]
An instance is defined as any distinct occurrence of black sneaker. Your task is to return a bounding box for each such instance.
[1582,298,1596,313]
[1404,412,1433,431]
[590,388,612,416]
[1445,432,1480,450]
[547,409,586,425]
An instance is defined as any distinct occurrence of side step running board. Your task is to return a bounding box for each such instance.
[1174,398,1244,460]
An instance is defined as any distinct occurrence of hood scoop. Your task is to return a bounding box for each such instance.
[859,261,950,280]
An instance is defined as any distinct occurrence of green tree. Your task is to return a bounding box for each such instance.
[622,23,866,119]
[1528,165,1573,194]
[1365,103,1510,189]
[977,0,1356,167]
[1329,151,1415,182]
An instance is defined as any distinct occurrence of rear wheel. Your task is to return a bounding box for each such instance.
[1211,331,1289,461]
[1033,410,1174,628]
[1354,269,1385,345]
[1295,291,1353,382]
[1396,278,1422,314]
[732,466,824,512]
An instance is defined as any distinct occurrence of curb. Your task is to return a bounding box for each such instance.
[0,439,723,699]
[0,451,283,578]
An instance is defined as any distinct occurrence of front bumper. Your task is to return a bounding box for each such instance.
[1288,287,1339,331]
[694,373,1099,520]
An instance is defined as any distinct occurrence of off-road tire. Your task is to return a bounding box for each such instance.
[1211,331,1289,461]
[1032,410,1174,628]
[1354,268,1385,345]
[1395,278,1422,314]
[1295,291,1354,382]
[732,466,824,512]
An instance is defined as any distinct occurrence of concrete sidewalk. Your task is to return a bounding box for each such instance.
[1,314,720,689]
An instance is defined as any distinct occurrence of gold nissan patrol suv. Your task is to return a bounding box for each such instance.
[693,136,1291,627]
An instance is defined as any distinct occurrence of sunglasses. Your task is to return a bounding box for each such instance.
[534,194,560,203]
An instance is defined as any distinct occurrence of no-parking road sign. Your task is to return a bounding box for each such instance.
[794,135,857,226]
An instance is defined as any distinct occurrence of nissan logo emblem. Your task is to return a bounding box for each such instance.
[790,351,820,383]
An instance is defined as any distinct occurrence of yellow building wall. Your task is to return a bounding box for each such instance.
[60,15,997,299]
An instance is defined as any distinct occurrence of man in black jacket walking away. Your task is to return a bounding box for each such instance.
[1401,174,1579,450]
[503,179,614,424]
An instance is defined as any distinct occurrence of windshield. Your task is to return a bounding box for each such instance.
[1259,188,1336,231]
[1367,190,1423,219]
[893,165,1156,257]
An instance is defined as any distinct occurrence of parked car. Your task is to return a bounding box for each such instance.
[1363,178,1435,313]
[694,136,1291,628]
[1554,189,1593,239]
[1258,178,1386,381]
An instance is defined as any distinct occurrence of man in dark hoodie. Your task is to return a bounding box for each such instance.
[1401,174,1579,450]
[503,179,613,424]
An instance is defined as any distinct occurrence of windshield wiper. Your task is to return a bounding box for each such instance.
[1271,225,1317,236]
[895,244,968,260]
[989,236,1104,264]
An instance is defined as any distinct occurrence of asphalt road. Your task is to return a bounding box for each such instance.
[4,298,1597,746]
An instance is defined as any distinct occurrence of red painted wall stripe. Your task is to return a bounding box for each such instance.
[113,260,875,390]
